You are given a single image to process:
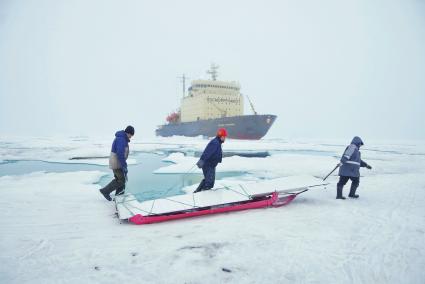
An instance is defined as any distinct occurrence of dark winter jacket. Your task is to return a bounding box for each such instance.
[338,136,368,177]
[200,137,223,168]
[109,130,130,171]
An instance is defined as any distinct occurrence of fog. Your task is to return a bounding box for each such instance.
[0,0,424,141]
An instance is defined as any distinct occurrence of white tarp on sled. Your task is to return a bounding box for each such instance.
[115,175,327,220]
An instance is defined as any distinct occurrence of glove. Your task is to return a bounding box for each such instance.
[196,159,204,169]
[337,162,342,167]
[366,164,372,170]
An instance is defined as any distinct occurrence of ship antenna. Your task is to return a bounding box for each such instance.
[246,95,258,115]
[207,63,219,81]
[177,74,189,98]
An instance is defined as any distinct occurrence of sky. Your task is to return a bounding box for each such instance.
[0,0,424,141]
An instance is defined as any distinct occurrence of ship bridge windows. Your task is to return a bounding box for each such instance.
[191,84,240,91]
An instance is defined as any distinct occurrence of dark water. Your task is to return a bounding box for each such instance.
[0,152,241,201]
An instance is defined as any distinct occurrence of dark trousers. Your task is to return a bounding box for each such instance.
[101,169,126,195]
[196,166,216,191]
[337,176,360,196]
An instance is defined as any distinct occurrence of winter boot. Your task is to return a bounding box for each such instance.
[348,186,359,198]
[99,188,112,201]
[193,180,205,193]
[115,187,125,196]
[336,185,346,200]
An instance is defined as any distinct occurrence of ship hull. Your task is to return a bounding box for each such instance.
[156,114,277,140]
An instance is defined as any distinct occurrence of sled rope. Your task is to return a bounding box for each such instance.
[148,164,198,215]
[238,184,252,198]
[221,185,251,199]
[163,197,201,209]
[159,164,197,197]
[115,164,198,205]
[125,202,152,215]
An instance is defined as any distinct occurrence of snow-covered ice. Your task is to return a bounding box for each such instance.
[0,136,137,166]
[1,136,425,283]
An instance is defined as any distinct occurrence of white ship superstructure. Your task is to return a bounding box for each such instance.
[180,64,244,122]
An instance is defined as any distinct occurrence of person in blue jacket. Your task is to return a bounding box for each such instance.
[99,126,135,201]
[336,136,372,199]
[194,128,227,193]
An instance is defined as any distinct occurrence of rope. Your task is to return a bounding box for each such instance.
[221,185,251,199]
[116,164,199,215]
[115,194,137,218]
[124,201,152,215]
[159,164,198,198]
[163,196,202,209]
[148,199,156,215]
[115,163,198,201]
[238,184,252,198]
[148,164,197,214]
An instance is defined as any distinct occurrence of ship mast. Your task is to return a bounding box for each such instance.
[207,63,219,81]
[178,74,189,98]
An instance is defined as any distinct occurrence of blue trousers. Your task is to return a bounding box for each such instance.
[197,166,216,191]
[337,176,360,189]
[337,175,360,197]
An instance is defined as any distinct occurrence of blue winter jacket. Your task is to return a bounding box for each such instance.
[111,130,130,171]
[338,136,368,177]
[200,137,223,168]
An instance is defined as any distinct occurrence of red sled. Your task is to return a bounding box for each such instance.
[114,175,326,225]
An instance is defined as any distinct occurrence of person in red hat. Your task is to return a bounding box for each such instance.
[194,128,227,193]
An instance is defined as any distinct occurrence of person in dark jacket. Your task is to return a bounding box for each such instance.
[99,126,135,201]
[336,136,372,199]
[193,128,227,193]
